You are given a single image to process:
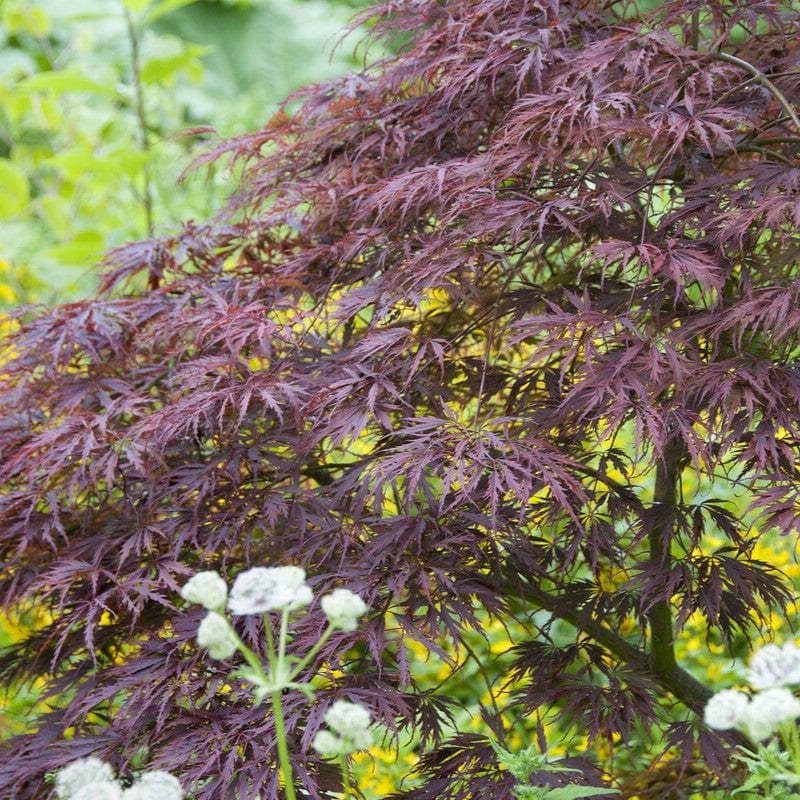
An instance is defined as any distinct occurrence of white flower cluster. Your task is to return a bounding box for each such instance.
[704,642,800,741]
[180,570,227,611]
[312,700,375,756]
[228,566,313,615]
[320,588,369,631]
[747,642,800,689]
[54,758,183,800]
[197,611,238,660]
[180,566,368,659]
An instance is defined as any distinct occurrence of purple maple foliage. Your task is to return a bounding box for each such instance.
[2,0,800,797]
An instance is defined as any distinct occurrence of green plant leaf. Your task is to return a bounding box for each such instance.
[140,44,208,85]
[122,0,152,13]
[0,160,29,219]
[146,0,200,24]
[17,70,118,96]
[541,786,620,800]
[42,231,105,266]
[2,5,51,37]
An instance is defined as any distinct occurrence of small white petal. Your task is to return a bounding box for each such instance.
[197,611,237,660]
[704,689,750,730]
[346,727,375,751]
[741,687,800,741]
[227,566,311,615]
[312,730,347,756]
[123,770,183,800]
[288,584,313,610]
[180,571,228,611]
[122,788,152,800]
[313,701,375,756]
[748,642,800,689]
[71,781,124,800]
[321,589,368,631]
[55,758,116,799]
[324,700,372,738]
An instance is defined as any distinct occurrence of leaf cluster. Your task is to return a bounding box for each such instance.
[2,0,800,797]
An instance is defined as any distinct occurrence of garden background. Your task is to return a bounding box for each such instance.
[2,0,800,798]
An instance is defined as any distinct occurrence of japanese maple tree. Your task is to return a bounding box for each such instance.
[2,0,800,797]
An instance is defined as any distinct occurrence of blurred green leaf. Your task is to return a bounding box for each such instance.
[17,69,119,96]
[122,0,152,13]
[0,48,37,80]
[0,0,375,304]
[140,43,208,85]
[42,231,105,266]
[46,147,151,179]
[0,160,29,219]
[2,4,51,37]
[541,787,620,800]
[146,0,199,24]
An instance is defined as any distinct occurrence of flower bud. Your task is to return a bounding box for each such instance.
[324,700,372,737]
[312,700,375,756]
[321,589,368,631]
[122,770,184,800]
[55,758,116,800]
[311,729,347,756]
[71,782,123,800]
[703,689,749,730]
[197,611,238,660]
[180,571,228,611]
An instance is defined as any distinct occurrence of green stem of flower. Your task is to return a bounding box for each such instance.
[264,612,278,675]
[279,608,290,662]
[288,624,335,683]
[228,626,271,686]
[271,690,297,800]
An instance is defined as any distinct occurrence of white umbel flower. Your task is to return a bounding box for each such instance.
[311,726,374,756]
[55,757,116,799]
[227,566,312,615]
[312,700,375,755]
[324,700,372,737]
[740,687,800,741]
[321,589,368,631]
[122,770,184,800]
[747,642,800,689]
[197,611,238,660]
[71,781,124,800]
[311,729,349,756]
[180,571,228,611]
[704,689,750,730]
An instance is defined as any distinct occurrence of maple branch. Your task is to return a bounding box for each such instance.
[735,145,795,166]
[647,437,682,682]
[487,571,712,712]
[712,51,800,136]
[690,9,700,50]
[517,578,763,756]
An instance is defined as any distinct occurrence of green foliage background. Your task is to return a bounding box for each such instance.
[0,0,371,303]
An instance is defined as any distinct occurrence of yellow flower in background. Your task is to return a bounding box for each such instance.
[353,743,420,798]
[0,256,19,304]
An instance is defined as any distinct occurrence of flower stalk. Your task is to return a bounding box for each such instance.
[271,689,298,800]
[180,566,371,797]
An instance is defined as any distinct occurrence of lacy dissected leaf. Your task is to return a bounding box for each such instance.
[1,0,800,797]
